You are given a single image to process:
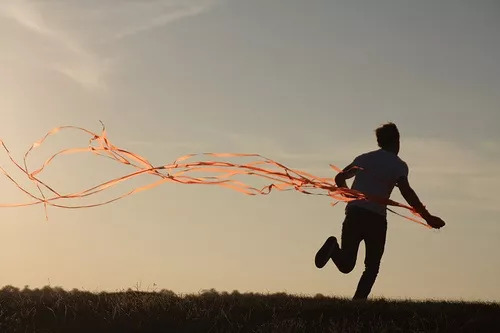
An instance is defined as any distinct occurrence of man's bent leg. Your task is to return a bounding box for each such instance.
[332,208,363,274]
[353,215,387,300]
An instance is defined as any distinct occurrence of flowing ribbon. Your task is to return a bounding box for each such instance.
[0,124,430,228]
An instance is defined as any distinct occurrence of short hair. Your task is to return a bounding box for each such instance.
[375,122,400,148]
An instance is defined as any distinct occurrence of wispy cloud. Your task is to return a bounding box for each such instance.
[110,0,219,40]
[0,0,219,90]
[0,1,106,90]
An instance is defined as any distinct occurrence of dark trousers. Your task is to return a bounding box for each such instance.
[332,206,387,299]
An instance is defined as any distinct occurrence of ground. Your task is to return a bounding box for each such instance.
[0,286,498,332]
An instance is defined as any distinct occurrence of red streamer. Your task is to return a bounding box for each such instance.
[0,124,430,228]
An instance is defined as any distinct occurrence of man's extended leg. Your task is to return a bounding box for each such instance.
[353,214,387,300]
[331,208,364,274]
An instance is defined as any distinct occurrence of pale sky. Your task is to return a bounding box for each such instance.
[0,0,499,302]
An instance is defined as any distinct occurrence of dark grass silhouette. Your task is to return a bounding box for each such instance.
[0,286,498,332]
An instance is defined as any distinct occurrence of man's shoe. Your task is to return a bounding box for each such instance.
[315,236,339,269]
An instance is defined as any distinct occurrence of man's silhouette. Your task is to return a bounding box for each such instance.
[315,122,445,300]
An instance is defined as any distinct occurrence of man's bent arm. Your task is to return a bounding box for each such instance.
[335,163,358,189]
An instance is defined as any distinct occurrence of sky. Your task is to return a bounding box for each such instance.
[0,0,499,302]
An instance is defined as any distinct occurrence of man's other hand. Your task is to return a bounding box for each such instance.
[425,215,446,229]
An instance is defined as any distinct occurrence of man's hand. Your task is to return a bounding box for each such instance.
[425,215,446,229]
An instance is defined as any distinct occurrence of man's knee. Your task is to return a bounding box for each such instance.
[338,261,356,274]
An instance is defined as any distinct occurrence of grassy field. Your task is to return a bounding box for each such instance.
[0,286,498,332]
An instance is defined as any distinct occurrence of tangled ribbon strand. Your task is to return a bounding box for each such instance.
[0,124,430,228]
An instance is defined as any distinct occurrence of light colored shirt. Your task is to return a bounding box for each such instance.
[346,149,409,216]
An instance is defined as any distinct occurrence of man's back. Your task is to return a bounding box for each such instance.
[347,149,408,216]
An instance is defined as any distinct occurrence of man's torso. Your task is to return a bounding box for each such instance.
[346,149,408,216]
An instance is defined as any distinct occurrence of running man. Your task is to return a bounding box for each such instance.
[315,122,445,300]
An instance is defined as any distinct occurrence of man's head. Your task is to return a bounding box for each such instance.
[375,122,400,154]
